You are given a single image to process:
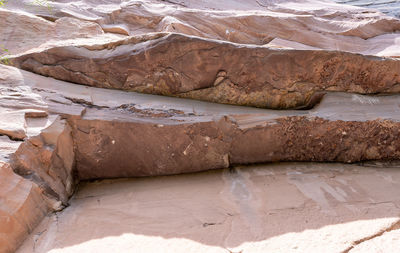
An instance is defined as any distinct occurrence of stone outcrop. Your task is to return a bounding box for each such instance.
[16,163,400,253]
[0,162,52,253]
[4,0,400,56]
[0,8,123,56]
[10,33,400,109]
[1,63,400,181]
[1,0,400,252]
[12,118,75,205]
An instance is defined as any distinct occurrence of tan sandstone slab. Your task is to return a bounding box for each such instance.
[16,163,400,253]
[4,0,400,56]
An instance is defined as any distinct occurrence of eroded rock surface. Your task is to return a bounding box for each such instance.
[1,0,400,252]
[1,64,400,181]
[4,0,400,55]
[0,8,123,56]
[16,163,400,253]
[0,157,53,253]
[10,33,400,109]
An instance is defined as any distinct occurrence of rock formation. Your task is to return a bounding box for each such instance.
[10,33,400,109]
[0,0,400,252]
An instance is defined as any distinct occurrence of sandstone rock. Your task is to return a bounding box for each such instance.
[0,8,123,56]
[349,228,400,253]
[12,117,75,205]
[6,0,400,54]
[1,1,400,252]
[1,64,400,181]
[10,33,400,109]
[15,163,400,253]
[0,161,52,253]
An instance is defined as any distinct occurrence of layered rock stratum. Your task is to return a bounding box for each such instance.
[0,0,400,253]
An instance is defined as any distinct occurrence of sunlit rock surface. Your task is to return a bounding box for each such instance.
[4,0,400,108]
[17,163,400,253]
[1,0,400,252]
[334,0,400,19]
[10,33,400,109]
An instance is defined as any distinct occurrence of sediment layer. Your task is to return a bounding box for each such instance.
[1,64,400,184]
[10,33,400,109]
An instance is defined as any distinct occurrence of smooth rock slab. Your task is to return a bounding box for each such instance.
[17,163,400,253]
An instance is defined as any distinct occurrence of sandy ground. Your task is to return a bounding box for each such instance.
[18,163,400,253]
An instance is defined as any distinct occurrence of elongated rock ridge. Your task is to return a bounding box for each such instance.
[10,33,400,109]
[1,63,399,183]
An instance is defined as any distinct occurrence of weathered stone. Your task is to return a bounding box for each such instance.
[15,163,400,253]
[2,64,400,181]
[10,33,400,109]
[0,162,52,253]
[0,8,122,56]
[1,1,400,252]
[12,118,75,205]
[6,0,400,55]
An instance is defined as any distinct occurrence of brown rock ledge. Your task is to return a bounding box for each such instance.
[1,63,400,182]
[2,64,400,252]
[0,156,54,253]
[10,33,400,109]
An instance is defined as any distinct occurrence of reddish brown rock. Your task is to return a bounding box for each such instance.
[0,162,52,253]
[2,64,400,181]
[10,33,400,109]
[70,112,400,179]
[12,118,75,205]
[1,1,400,252]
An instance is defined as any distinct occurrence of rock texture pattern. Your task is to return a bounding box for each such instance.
[1,0,400,252]
[0,158,53,253]
[1,64,400,180]
[16,163,400,253]
[11,33,400,109]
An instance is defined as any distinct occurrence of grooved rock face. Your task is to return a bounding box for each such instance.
[0,162,51,253]
[11,33,400,109]
[5,0,400,54]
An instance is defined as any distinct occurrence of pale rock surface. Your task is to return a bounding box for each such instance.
[17,163,400,253]
[3,0,400,57]
[0,8,123,56]
[349,229,400,253]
